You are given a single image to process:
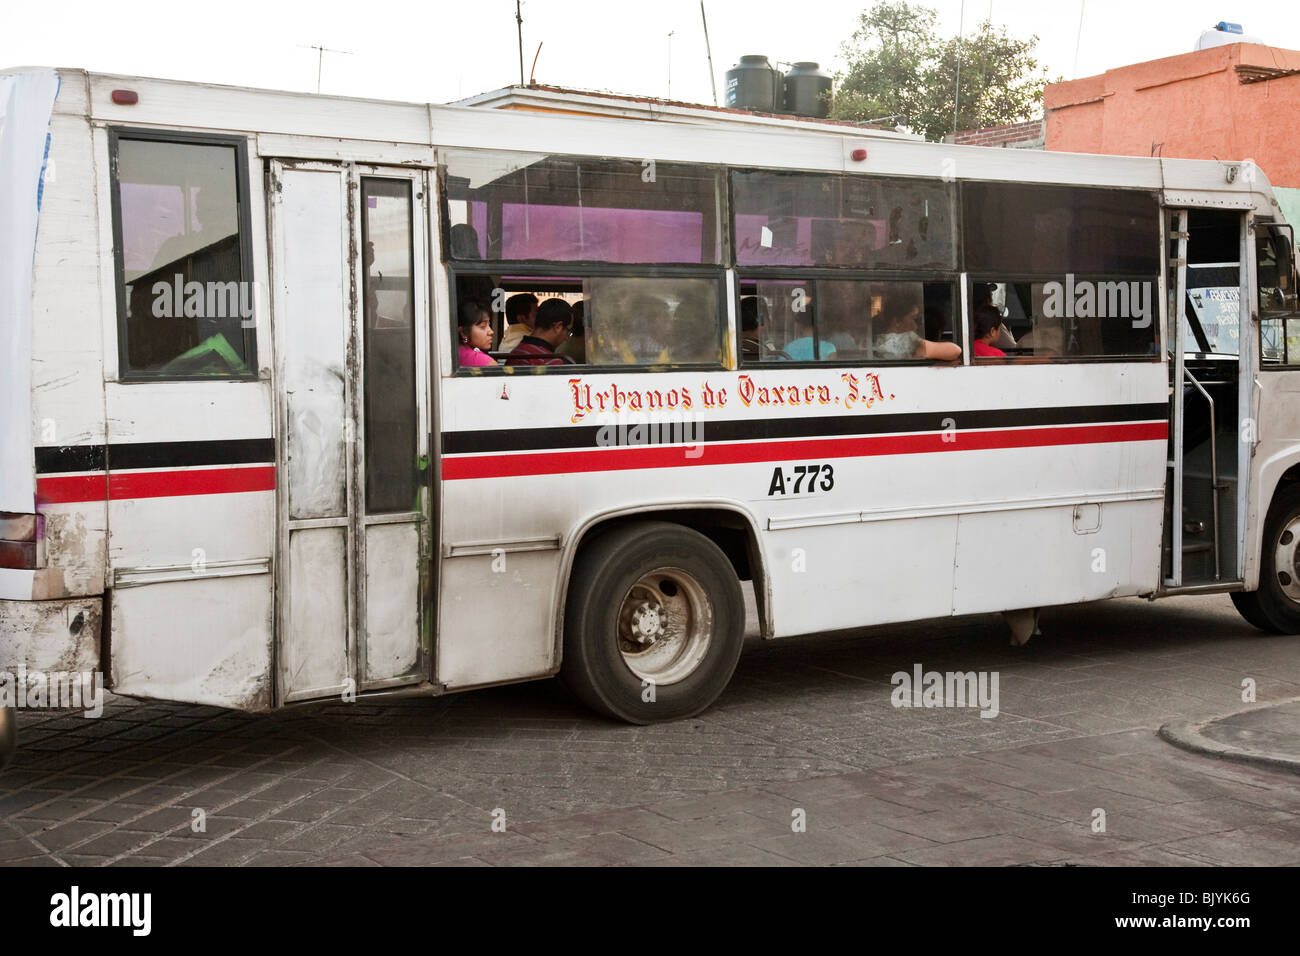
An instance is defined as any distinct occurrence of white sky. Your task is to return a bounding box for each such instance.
[3,0,1298,107]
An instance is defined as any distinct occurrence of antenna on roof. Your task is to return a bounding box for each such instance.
[530,43,544,85]
[701,3,719,106]
[516,1,525,87]
[299,44,353,94]
[668,31,676,98]
[1072,0,1086,78]
[952,0,965,135]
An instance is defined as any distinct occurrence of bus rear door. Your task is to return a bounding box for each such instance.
[267,160,433,702]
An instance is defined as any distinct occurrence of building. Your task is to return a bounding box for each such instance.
[1043,40,1300,223]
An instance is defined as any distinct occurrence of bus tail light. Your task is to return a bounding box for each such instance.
[0,512,41,570]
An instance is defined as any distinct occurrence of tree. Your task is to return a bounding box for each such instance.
[831,1,1055,141]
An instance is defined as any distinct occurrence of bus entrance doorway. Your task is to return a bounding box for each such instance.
[267,160,433,703]
[1164,208,1250,590]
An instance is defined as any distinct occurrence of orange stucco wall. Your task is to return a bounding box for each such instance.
[1045,43,1300,187]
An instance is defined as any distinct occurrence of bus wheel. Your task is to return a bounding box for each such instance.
[562,521,745,724]
[1236,484,1300,633]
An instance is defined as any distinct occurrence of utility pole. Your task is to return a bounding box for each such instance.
[701,2,718,106]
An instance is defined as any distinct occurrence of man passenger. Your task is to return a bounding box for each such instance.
[507,298,577,366]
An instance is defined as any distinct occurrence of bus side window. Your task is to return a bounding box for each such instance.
[110,132,256,379]
[585,278,721,366]
[964,183,1160,361]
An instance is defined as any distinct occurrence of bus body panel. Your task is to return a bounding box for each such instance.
[1243,371,1300,590]
[1,66,1294,712]
[435,360,1168,676]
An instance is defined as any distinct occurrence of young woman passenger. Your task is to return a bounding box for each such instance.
[457,300,498,367]
[872,297,961,362]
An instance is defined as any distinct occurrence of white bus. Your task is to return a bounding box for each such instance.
[2,68,1298,752]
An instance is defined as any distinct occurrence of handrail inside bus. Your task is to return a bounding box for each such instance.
[1183,367,1221,581]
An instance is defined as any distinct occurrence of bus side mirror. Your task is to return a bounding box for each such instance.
[1258,224,1297,312]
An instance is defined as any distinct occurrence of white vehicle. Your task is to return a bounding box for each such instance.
[1,68,1297,756]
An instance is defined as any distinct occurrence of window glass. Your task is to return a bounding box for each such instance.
[114,136,253,377]
[974,277,1158,359]
[361,178,418,514]
[1186,265,1240,355]
[453,273,721,368]
[443,151,723,264]
[962,182,1160,275]
[733,171,956,270]
[740,278,956,363]
[1257,223,1300,366]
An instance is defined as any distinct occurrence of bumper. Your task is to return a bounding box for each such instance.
[0,596,102,673]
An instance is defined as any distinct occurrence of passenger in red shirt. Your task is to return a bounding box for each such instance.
[972,304,1007,358]
[506,298,577,366]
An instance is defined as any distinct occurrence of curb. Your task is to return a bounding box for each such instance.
[1159,698,1300,776]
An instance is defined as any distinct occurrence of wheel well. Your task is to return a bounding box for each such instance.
[1277,465,1300,492]
[568,509,769,636]
[576,510,755,579]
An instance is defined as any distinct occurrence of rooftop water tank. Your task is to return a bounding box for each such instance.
[725,55,781,112]
[782,62,832,118]
[1195,21,1264,50]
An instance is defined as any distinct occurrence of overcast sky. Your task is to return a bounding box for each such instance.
[4,0,1298,108]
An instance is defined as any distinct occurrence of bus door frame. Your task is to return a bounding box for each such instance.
[267,159,436,704]
[1162,204,1255,591]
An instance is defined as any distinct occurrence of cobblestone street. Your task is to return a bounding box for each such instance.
[3,593,1299,866]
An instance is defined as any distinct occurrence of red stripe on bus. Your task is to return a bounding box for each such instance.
[35,474,110,505]
[439,422,1168,480]
[36,466,276,503]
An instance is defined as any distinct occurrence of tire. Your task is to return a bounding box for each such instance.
[1235,483,1300,633]
[1230,590,1277,633]
[561,521,745,724]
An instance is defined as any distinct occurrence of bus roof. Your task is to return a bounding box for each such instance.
[7,66,1286,221]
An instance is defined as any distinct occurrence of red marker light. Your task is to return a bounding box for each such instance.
[850,148,868,162]
[111,89,138,105]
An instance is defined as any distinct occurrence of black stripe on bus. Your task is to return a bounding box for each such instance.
[441,402,1169,455]
[35,438,276,474]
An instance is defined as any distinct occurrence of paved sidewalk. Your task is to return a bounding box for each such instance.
[321,727,1300,866]
[1161,697,1300,775]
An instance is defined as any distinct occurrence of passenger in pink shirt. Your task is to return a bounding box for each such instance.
[457,300,498,367]
[972,304,1007,358]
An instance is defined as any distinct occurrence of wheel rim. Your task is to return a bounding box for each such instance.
[1274,517,1300,603]
[616,567,714,686]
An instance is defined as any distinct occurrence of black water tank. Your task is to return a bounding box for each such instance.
[725,55,780,112]
[783,62,832,117]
